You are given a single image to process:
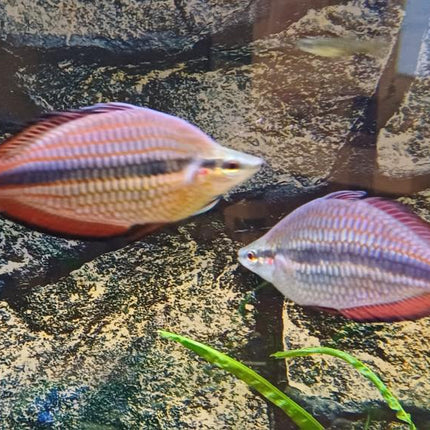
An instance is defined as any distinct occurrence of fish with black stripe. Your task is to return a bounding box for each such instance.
[0,102,262,238]
[238,191,430,322]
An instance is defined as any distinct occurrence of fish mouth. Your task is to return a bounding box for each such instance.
[245,153,264,171]
[237,246,247,261]
[222,146,263,168]
[237,246,251,268]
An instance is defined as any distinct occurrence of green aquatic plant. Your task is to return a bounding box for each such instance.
[272,347,416,430]
[159,332,415,429]
[159,330,324,430]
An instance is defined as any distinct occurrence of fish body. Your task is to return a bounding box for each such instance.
[0,103,262,237]
[238,190,430,322]
[296,37,387,58]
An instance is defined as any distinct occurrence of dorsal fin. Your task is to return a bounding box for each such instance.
[0,102,140,161]
[323,190,367,200]
[78,102,141,114]
[365,197,430,245]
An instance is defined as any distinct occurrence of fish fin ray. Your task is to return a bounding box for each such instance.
[365,197,430,245]
[0,113,83,160]
[323,190,367,200]
[0,102,141,160]
[309,306,340,316]
[192,198,220,216]
[77,102,142,114]
[0,198,130,238]
[340,293,430,322]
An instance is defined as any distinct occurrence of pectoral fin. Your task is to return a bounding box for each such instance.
[192,198,220,216]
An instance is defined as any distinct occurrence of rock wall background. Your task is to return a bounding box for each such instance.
[1,0,430,429]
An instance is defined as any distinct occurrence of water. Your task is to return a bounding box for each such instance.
[1,1,430,429]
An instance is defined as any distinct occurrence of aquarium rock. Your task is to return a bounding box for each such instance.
[0,0,268,56]
[0,222,270,428]
[377,77,430,178]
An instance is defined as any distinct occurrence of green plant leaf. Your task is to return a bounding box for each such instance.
[272,347,415,430]
[159,330,324,430]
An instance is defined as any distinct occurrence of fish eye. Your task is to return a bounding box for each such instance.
[246,250,258,262]
[222,160,240,171]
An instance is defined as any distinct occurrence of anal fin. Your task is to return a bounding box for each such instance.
[339,294,430,322]
[0,198,130,238]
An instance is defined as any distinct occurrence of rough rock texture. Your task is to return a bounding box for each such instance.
[0,218,84,292]
[0,0,352,58]
[377,14,430,179]
[1,0,424,429]
[15,0,403,195]
[0,0,268,55]
[377,77,430,178]
[278,192,430,429]
[398,188,430,222]
[282,304,430,427]
[0,222,270,429]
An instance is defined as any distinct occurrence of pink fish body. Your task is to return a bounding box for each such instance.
[0,102,262,237]
[238,190,430,322]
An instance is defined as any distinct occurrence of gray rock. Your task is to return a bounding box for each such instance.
[15,0,402,196]
[0,0,269,55]
[0,222,270,429]
[377,77,430,178]
[376,6,430,179]
[0,0,417,429]
[0,213,145,299]
[282,303,430,425]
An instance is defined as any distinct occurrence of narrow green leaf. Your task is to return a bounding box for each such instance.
[272,347,415,430]
[159,330,324,430]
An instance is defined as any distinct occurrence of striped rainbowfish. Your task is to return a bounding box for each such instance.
[0,102,262,238]
[238,190,430,322]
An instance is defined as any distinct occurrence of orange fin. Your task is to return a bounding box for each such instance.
[0,102,140,160]
[339,294,430,322]
[0,198,131,238]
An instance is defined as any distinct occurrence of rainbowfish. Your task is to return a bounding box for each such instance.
[296,37,388,58]
[0,102,262,238]
[238,190,430,322]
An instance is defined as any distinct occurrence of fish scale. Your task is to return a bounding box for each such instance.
[238,190,430,322]
[280,202,430,263]
[0,102,262,237]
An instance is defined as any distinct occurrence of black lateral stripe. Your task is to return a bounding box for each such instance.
[201,160,217,168]
[286,248,430,281]
[0,158,192,186]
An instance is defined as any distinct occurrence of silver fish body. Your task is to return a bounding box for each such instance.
[238,191,430,321]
